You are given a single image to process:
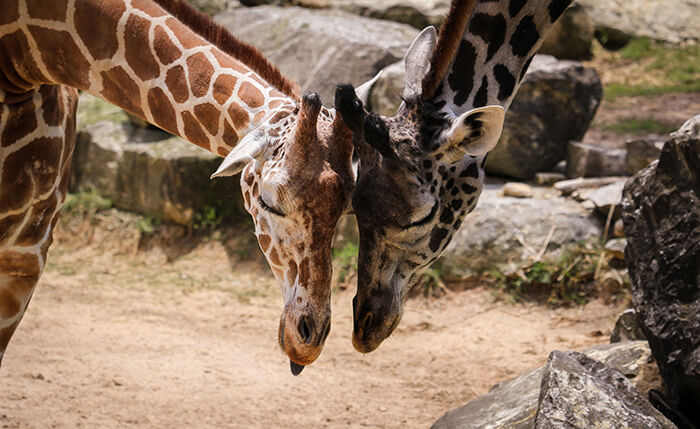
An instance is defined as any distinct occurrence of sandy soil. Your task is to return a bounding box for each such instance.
[0,215,624,429]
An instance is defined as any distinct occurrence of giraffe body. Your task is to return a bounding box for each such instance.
[0,0,358,369]
[335,0,573,353]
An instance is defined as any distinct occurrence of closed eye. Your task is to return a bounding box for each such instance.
[404,201,438,229]
[258,196,285,217]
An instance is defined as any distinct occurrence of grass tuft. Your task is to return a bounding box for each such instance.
[602,117,679,135]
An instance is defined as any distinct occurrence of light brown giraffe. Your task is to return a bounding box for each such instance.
[0,0,367,373]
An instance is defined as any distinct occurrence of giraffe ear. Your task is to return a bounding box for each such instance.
[210,129,268,178]
[403,26,437,100]
[434,106,505,163]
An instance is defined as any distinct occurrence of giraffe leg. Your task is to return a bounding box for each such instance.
[0,85,78,368]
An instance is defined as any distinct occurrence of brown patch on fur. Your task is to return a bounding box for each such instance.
[193,103,220,135]
[287,259,298,285]
[0,288,21,319]
[0,321,21,354]
[27,26,91,89]
[39,86,62,126]
[26,0,67,21]
[0,0,19,26]
[217,146,229,157]
[222,120,239,148]
[0,251,40,277]
[1,95,37,147]
[244,170,255,186]
[166,18,206,50]
[269,247,281,266]
[15,194,58,247]
[75,0,123,60]
[0,137,60,211]
[251,182,259,198]
[131,0,168,17]
[101,66,144,117]
[125,15,161,81]
[228,103,249,130]
[212,74,236,105]
[186,52,214,98]
[254,111,266,124]
[422,0,479,99]
[0,31,45,92]
[154,0,299,99]
[154,25,182,65]
[258,234,271,252]
[147,87,178,134]
[181,111,209,150]
[211,50,247,75]
[165,65,188,103]
[0,213,24,247]
[298,257,310,289]
[238,81,264,109]
[243,190,251,208]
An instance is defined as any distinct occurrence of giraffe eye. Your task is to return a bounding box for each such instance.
[258,196,285,217]
[404,201,438,229]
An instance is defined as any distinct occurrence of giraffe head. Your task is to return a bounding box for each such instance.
[212,91,359,371]
[335,28,505,353]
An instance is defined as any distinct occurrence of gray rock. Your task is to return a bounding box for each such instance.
[578,180,626,219]
[328,0,448,29]
[534,351,676,429]
[432,341,664,429]
[611,309,646,343]
[626,138,665,176]
[621,136,700,426]
[538,3,594,60]
[605,237,627,261]
[70,96,246,226]
[566,141,627,178]
[671,114,700,140]
[214,6,418,103]
[439,189,602,280]
[485,55,602,180]
[578,0,700,44]
[187,0,240,14]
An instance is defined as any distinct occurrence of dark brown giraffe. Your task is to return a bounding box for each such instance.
[0,0,372,374]
[335,0,573,353]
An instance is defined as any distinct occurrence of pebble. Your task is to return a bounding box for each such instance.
[502,182,534,198]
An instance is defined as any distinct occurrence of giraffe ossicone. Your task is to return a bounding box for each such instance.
[335,0,573,353]
[0,0,372,374]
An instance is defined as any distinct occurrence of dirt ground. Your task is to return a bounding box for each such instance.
[0,214,624,429]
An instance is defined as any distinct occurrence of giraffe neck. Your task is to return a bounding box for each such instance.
[0,0,294,157]
[430,0,571,115]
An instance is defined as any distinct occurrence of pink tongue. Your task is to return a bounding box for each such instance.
[290,360,305,376]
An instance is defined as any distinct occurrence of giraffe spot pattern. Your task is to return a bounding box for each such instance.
[131,0,168,17]
[493,64,516,101]
[239,82,264,109]
[258,234,271,252]
[222,120,239,148]
[0,214,23,247]
[27,26,91,89]
[469,13,506,62]
[0,288,21,320]
[15,194,57,246]
[186,52,214,98]
[0,137,61,211]
[101,66,144,117]
[165,65,189,103]
[269,247,281,266]
[298,257,310,289]
[74,0,122,61]
[510,15,540,57]
[26,0,67,21]
[147,87,178,134]
[0,0,18,26]
[447,40,477,107]
[508,0,527,17]
[194,103,220,135]
[1,96,37,147]
[0,30,44,94]
[181,111,210,150]
[166,18,206,50]
[212,74,236,105]
[520,55,534,80]
[429,227,449,252]
[154,25,182,65]
[549,0,572,22]
[474,76,488,108]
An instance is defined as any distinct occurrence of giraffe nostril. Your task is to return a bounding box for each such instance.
[320,318,331,343]
[298,316,314,344]
[361,312,373,331]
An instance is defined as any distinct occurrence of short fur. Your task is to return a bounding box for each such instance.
[154,0,300,100]
[422,0,479,99]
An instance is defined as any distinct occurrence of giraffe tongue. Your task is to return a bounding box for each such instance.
[290,360,305,376]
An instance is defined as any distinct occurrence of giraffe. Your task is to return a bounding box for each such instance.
[0,0,372,374]
[334,0,573,353]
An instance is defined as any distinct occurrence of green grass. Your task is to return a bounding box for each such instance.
[602,117,679,135]
[603,37,700,100]
[62,189,113,215]
[333,242,358,286]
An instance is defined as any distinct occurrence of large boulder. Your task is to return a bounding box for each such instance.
[327,0,448,29]
[577,0,700,45]
[214,6,418,103]
[534,351,676,428]
[566,141,627,178]
[439,187,602,280]
[626,138,665,176]
[484,55,602,180]
[432,341,665,429]
[621,135,700,426]
[71,95,245,226]
[538,3,594,60]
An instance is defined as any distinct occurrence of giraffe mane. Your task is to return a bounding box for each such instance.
[153,0,300,100]
[422,0,479,99]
